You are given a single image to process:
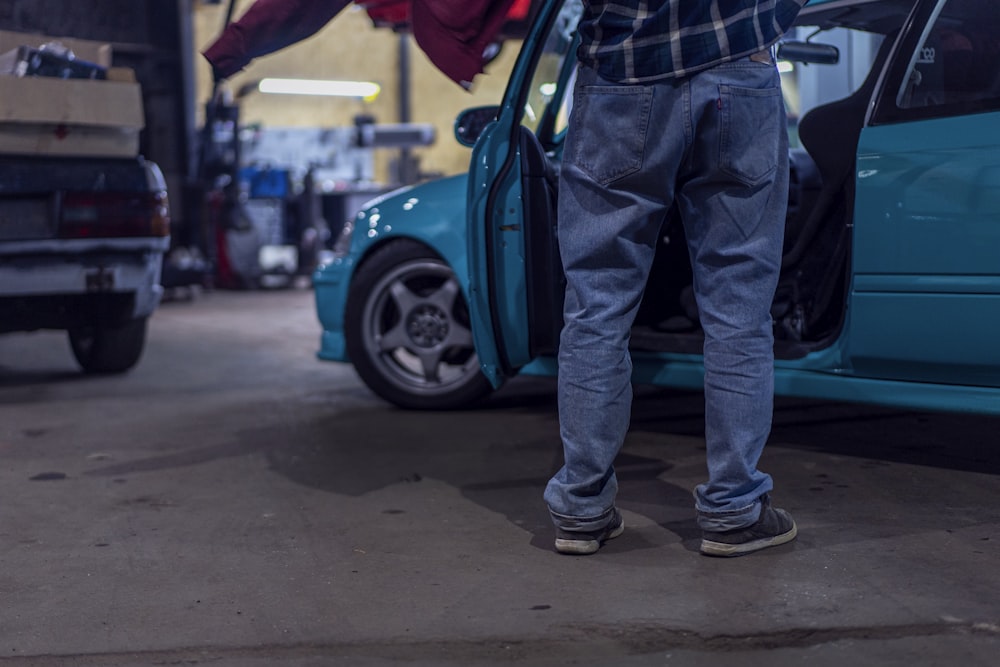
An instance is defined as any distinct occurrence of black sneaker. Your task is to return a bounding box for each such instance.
[700,498,797,557]
[554,509,625,555]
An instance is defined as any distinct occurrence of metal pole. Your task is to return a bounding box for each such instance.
[397,32,415,185]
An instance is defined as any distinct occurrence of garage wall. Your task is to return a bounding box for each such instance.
[192,2,520,183]
[0,2,144,38]
[2,0,520,185]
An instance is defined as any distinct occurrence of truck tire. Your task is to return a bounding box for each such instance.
[68,317,148,374]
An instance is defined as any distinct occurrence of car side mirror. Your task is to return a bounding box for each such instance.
[777,41,840,65]
[454,105,500,147]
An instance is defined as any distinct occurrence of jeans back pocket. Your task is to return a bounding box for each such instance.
[565,85,652,186]
[718,83,783,187]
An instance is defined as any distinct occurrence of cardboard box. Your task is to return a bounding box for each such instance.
[0,123,141,158]
[0,73,144,157]
[0,31,143,157]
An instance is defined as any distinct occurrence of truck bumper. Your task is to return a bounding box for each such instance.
[0,237,168,332]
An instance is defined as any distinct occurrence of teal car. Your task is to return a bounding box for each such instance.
[314,0,1000,413]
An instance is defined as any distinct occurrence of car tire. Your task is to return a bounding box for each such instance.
[68,317,148,374]
[344,240,493,409]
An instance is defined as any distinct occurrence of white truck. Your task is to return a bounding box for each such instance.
[0,30,169,373]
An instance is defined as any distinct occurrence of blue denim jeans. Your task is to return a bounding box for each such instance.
[544,56,789,533]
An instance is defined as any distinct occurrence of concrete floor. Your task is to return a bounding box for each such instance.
[1,289,998,666]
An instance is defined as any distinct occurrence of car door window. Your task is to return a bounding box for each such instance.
[520,0,581,146]
[892,0,1000,118]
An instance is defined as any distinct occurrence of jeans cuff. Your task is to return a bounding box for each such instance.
[696,498,763,532]
[548,506,617,532]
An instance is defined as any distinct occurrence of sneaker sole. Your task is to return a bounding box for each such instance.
[554,519,625,555]
[700,522,798,557]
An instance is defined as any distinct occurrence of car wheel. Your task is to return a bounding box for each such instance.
[344,240,493,409]
[68,317,147,374]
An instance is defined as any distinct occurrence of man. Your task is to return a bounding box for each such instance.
[545,0,806,557]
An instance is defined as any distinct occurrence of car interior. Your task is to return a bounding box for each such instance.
[629,26,901,361]
[517,1,920,363]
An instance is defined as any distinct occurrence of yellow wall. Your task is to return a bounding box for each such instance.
[193,2,520,183]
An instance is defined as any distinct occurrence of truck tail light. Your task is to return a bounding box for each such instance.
[59,191,170,239]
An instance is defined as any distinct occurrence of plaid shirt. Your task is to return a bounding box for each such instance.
[578,0,808,82]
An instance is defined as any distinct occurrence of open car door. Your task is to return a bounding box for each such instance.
[464,0,581,387]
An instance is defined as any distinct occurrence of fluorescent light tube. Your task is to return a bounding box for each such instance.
[257,78,381,100]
